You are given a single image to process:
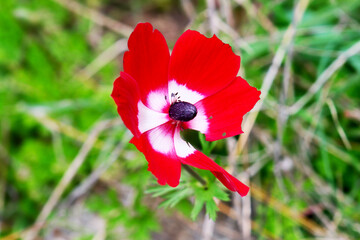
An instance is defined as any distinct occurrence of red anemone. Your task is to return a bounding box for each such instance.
[111,23,260,196]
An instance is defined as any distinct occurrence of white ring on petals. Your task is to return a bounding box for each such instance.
[168,80,204,104]
[174,128,195,158]
[147,90,168,112]
[187,102,209,134]
[138,101,169,133]
[140,80,209,157]
[147,124,174,155]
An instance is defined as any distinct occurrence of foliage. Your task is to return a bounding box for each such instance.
[1,0,360,239]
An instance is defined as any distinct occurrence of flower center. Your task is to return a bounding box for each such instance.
[169,101,197,122]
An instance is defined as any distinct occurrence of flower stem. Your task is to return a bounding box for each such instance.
[182,164,207,187]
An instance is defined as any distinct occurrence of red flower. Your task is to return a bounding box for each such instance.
[111,23,260,196]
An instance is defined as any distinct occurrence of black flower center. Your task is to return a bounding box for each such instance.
[169,101,197,122]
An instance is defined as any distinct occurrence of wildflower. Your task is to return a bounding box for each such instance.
[111,23,260,196]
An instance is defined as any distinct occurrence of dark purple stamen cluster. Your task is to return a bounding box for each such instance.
[169,101,197,122]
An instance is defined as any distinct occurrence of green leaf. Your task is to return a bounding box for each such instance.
[158,188,192,209]
[349,55,360,73]
[191,198,205,220]
[198,132,208,151]
[190,180,231,220]
[214,186,230,202]
[205,200,218,221]
[145,185,176,197]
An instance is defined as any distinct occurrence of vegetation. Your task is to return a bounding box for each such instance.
[1,0,360,239]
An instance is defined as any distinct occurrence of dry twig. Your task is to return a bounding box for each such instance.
[62,133,130,207]
[201,214,215,240]
[233,0,310,156]
[206,0,217,34]
[289,40,360,114]
[52,0,133,37]
[23,119,120,240]
[233,0,276,33]
[78,39,128,80]
[326,99,351,149]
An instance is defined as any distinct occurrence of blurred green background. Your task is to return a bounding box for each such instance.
[1,0,360,239]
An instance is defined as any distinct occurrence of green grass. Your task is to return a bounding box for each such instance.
[1,0,360,239]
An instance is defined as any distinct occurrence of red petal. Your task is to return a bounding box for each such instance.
[186,77,260,141]
[131,123,181,187]
[169,30,240,97]
[111,72,141,138]
[124,23,170,105]
[182,151,249,196]
[130,137,143,152]
[172,128,249,196]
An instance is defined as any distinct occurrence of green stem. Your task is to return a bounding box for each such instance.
[182,164,207,187]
